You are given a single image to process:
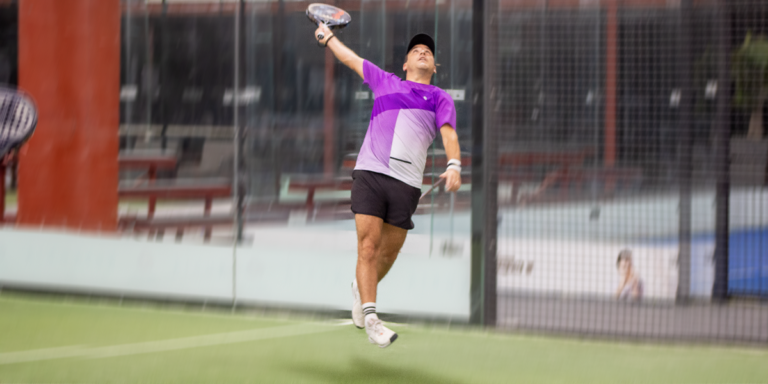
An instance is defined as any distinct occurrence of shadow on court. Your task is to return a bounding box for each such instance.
[287,357,466,384]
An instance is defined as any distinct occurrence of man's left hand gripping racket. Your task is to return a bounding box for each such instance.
[306,3,351,42]
[0,86,38,163]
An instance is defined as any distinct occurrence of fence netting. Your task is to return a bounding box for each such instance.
[491,0,767,343]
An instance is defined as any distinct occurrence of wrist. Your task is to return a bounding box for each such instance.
[446,158,461,173]
[324,34,336,47]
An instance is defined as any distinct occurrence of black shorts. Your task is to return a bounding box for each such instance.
[350,170,421,230]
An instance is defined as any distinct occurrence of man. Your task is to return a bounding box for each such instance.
[615,249,644,301]
[314,24,462,348]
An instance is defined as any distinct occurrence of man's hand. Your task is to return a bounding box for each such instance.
[315,24,333,46]
[440,168,461,193]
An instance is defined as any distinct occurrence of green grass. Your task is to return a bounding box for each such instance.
[0,292,766,384]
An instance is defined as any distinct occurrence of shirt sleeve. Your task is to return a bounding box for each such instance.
[435,91,457,131]
[362,60,389,94]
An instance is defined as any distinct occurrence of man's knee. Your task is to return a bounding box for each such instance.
[377,247,400,263]
[358,237,379,263]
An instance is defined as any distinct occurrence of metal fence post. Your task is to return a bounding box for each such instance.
[677,0,694,301]
[712,0,732,300]
[470,0,498,326]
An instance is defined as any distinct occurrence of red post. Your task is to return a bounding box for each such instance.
[605,0,618,168]
[17,0,120,231]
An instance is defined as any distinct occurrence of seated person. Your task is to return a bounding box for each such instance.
[615,249,643,301]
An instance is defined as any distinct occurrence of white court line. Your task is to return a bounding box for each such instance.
[85,323,339,359]
[0,323,341,365]
[0,346,88,365]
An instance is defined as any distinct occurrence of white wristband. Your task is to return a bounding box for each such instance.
[447,164,462,173]
[447,159,461,167]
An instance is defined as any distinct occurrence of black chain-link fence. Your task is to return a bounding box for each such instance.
[487,0,767,343]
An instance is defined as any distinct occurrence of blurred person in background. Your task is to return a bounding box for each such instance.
[313,24,461,348]
[616,249,643,301]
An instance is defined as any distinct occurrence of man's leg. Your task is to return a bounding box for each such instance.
[376,222,408,282]
[355,217,408,303]
[355,213,400,348]
[355,213,383,304]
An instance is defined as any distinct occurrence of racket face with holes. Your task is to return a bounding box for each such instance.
[0,86,38,157]
[306,3,351,30]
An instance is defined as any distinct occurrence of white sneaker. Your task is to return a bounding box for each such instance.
[366,317,398,348]
[351,280,364,329]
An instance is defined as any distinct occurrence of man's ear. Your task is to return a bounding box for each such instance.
[403,62,407,72]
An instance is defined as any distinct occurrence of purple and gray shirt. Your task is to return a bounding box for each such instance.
[354,60,457,189]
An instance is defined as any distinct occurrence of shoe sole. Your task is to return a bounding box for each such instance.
[369,333,398,348]
[383,333,398,348]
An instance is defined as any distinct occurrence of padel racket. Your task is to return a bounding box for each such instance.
[0,86,37,158]
[306,3,351,40]
[419,178,445,200]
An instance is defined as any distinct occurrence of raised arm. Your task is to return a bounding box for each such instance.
[315,24,364,79]
[439,125,462,192]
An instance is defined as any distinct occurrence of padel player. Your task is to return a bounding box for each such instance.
[314,24,462,348]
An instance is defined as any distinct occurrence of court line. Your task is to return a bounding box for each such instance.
[0,294,311,324]
[85,323,340,359]
[0,346,88,365]
[0,323,342,365]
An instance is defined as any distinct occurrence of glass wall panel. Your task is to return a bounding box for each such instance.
[120,0,239,245]
[234,0,473,316]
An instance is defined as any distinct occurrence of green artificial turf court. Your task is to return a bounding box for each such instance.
[0,292,767,384]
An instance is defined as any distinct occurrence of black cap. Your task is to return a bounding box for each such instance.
[407,34,435,56]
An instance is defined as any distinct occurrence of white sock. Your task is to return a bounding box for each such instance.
[362,302,377,323]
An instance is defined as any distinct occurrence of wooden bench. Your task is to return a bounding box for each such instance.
[287,176,354,212]
[287,173,472,217]
[119,214,234,242]
[118,180,232,240]
[119,154,178,216]
[119,154,177,178]
[118,153,234,240]
[341,148,597,205]
[498,147,596,204]
[515,166,643,205]
[0,154,232,236]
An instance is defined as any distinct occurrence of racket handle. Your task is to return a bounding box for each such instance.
[316,22,329,41]
[420,178,446,200]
